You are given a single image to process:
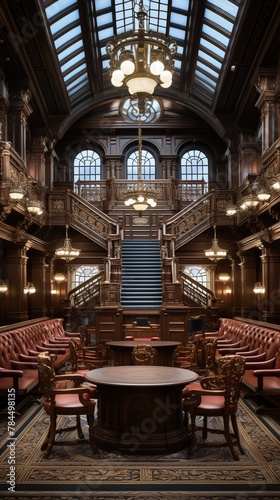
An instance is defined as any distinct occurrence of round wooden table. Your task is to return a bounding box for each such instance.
[106,340,181,366]
[85,365,197,454]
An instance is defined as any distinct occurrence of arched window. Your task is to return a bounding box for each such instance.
[127,149,156,180]
[181,149,209,189]
[184,265,209,289]
[73,266,99,289]
[74,150,101,184]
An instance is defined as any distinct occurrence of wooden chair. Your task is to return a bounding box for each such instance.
[131,344,157,365]
[68,339,99,374]
[37,352,98,458]
[172,344,197,369]
[183,355,246,460]
[195,337,218,375]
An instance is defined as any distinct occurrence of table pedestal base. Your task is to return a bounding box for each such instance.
[95,384,188,455]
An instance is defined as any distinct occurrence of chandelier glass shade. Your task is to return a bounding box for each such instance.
[204,225,227,261]
[124,119,157,213]
[0,280,8,293]
[9,187,26,201]
[106,0,177,114]
[253,282,265,294]
[24,282,36,294]
[55,226,80,261]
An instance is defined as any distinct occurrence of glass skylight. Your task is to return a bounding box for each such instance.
[40,0,241,107]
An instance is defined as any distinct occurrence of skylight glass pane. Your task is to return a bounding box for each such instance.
[194,75,215,93]
[50,10,80,36]
[45,0,77,20]
[195,70,216,86]
[54,26,82,49]
[173,59,181,70]
[95,0,111,10]
[67,74,88,90]
[98,27,114,41]
[58,40,83,62]
[198,49,222,69]
[68,80,89,96]
[208,0,239,18]
[170,13,187,26]
[96,13,113,27]
[205,8,233,33]
[202,25,229,47]
[64,64,87,82]
[197,61,219,78]
[200,38,225,59]
[172,0,189,8]
[169,27,186,40]
[61,53,85,74]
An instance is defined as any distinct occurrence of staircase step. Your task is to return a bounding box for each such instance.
[121,239,162,309]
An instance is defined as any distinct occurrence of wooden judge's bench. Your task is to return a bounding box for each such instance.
[124,320,160,340]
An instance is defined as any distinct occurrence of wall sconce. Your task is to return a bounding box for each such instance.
[8,182,44,216]
[253,282,265,294]
[53,273,66,283]
[218,273,230,282]
[24,282,36,294]
[225,286,232,294]
[0,281,8,293]
[9,187,26,201]
[226,203,239,216]
[270,176,280,191]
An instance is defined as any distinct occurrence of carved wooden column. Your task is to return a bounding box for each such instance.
[0,140,12,205]
[7,84,32,163]
[5,244,29,323]
[0,80,9,141]
[239,251,260,319]
[28,252,47,319]
[261,244,280,324]
[230,255,242,317]
[27,133,47,185]
[255,69,277,151]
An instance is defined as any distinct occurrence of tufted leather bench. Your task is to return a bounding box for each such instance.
[0,318,77,397]
[205,317,280,413]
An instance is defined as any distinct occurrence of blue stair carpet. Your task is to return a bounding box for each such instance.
[121,240,162,308]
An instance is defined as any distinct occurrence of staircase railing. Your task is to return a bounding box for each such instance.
[162,190,234,249]
[180,271,219,329]
[74,177,206,210]
[63,271,102,329]
[181,271,216,308]
[47,189,120,251]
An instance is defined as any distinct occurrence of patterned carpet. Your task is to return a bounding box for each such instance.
[0,395,280,500]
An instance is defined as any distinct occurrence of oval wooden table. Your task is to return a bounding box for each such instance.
[85,365,198,455]
[106,340,181,366]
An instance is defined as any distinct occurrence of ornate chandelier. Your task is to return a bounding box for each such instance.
[55,225,80,261]
[204,225,227,261]
[124,119,157,213]
[106,0,177,114]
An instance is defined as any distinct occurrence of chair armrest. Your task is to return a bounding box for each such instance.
[240,352,266,362]
[219,345,250,355]
[10,360,38,369]
[64,331,81,337]
[0,368,23,378]
[53,384,96,404]
[217,340,241,348]
[245,357,276,370]
[253,369,280,391]
[47,338,71,344]
[219,347,259,357]
[19,354,38,362]
[55,373,85,385]
[36,345,66,354]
